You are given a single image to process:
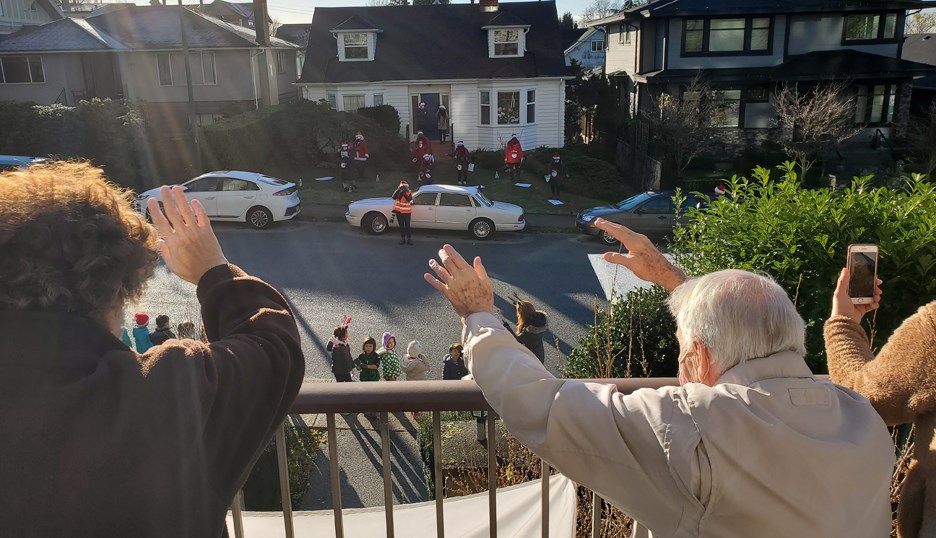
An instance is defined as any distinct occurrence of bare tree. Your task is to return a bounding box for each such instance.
[580,0,621,23]
[773,83,860,178]
[642,77,718,178]
[906,12,936,34]
[907,101,936,178]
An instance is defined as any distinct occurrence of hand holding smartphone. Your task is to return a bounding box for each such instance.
[846,244,879,304]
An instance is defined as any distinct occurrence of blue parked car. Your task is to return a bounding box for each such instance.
[576,191,705,245]
[0,155,50,172]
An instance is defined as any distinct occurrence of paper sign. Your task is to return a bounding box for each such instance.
[514,183,532,188]
[547,199,564,206]
[467,163,475,172]
[315,176,334,181]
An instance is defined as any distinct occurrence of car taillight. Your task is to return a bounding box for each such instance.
[274,186,297,196]
[518,214,525,222]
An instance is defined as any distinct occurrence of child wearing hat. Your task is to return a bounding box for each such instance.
[377,332,402,381]
[548,153,564,199]
[453,141,471,186]
[132,313,153,354]
[402,340,430,381]
[442,343,470,380]
[418,153,434,185]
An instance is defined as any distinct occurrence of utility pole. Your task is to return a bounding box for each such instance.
[178,0,203,171]
[253,0,272,108]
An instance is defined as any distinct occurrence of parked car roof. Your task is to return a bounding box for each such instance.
[415,184,481,194]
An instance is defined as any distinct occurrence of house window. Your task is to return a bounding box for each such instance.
[157,53,172,86]
[189,52,216,85]
[276,50,287,74]
[493,29,521,56]
[497,91,520,125]
[526,89,536,123]
[343,94,365,112]
[712,89,742,127]
[0,55,44,83]
[844,13,900,42]
[480,91,491,125]
[343,33,369,60]
[591,40,605,52]
[856,84,896,125]
[373,93,384,106]
[683,17,773,54]
[624,27,632,44]
[327,93,337,109]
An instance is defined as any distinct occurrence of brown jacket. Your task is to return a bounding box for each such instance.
[826,302,936,538]
[0,264,305,537]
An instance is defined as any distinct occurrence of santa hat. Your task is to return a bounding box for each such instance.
[417,130,424,136]
[382,331,396,348]
[355,131,364,139]
[398,180,409,188]
[340,143,349,149]
[552,153,561,160]
[456,140,464,146]
[438,104,446,109]
[134,313,149,326]
[419,102,426,107]
[510,133,518,138]
[407,340,422,357]
[714,185,727,196]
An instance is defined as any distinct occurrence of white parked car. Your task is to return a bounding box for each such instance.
[346,184,525,240]
[137,171,300,229]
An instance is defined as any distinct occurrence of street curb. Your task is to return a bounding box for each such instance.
[293,213,577,233]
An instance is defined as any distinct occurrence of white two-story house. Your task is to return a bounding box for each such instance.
[592,0,934,152]
[297,0,568,151]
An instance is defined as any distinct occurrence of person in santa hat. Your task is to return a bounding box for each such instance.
[391,180,414,245]
[351,131,369,189]
[436,104,449,143]
[504,134,523,182]
[412,131,434,181]
[416,101,430,134]
[452,141,471,186]
[547,153,564,199]
[131,312,153,354]
[418,153,434,185]
[338,142,353,193]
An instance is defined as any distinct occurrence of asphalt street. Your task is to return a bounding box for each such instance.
[135,220,634,380]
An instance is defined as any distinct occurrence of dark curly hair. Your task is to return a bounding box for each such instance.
[0,161,159,321]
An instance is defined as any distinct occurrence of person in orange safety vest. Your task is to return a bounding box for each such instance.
[391,181,413,245]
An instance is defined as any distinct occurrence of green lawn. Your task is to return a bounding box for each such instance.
[271,163,613,216]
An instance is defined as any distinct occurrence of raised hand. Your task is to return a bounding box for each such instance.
[424,244,495,318]
[147,186,228,285]
[831,268,882,324]
[595,218,686,291]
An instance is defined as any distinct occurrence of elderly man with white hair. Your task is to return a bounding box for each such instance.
[425,218,895,537]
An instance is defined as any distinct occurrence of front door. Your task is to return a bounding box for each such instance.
[411,93,449,141]
[410,192,438,228]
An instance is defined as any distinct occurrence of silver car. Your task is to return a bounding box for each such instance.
[346,184,525,240]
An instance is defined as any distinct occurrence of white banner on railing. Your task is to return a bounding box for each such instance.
[226,474,576,537]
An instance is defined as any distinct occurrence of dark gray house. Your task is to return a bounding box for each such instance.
[591,0,935,150]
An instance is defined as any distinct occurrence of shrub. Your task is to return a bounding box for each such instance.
[355,105,401,135]
[242,420,325,510]
[201,101,411,173]
[671,162,936,372]
[561,286,679,380]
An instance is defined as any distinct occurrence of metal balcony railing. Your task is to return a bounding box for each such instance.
[229,378,678,538]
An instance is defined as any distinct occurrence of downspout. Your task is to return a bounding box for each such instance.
[250,49,262,110]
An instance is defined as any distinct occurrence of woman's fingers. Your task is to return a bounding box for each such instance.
[147,197,172,235]
[429,259,453,284]
[171,185,195,226]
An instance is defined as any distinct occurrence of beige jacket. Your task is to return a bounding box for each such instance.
[463,312,895,537]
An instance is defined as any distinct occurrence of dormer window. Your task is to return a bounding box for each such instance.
[494,29,520,56]
[343,33,369,60]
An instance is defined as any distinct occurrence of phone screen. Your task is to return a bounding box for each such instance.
[848,251,877,298]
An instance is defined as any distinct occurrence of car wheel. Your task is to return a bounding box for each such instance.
[247,206,273,230]
[470,218,494,240]
[364,212,388,235]
[600,229,618,245]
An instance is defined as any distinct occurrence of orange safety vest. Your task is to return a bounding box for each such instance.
[393,191,412,214]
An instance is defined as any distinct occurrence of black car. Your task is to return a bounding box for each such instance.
[576,191,704,245]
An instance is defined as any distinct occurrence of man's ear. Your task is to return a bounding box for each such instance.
[693,339,717,386]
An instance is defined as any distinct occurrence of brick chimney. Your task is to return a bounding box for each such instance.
[480,0,498,13]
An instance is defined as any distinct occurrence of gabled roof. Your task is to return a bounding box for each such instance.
[300,2,566,84]
[196,1,272,25]
[331,15,381,32]
[561,28,587,51]
[639,49,936,82]
[563,27,605,55]
[274,23,311,48]
[0,5,297,53]
[588,0,929,24]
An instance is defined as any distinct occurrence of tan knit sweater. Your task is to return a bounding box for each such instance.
[825,302,936,538]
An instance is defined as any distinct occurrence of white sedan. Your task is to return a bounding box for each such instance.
[346,184,525,240]
[137,171,300,229]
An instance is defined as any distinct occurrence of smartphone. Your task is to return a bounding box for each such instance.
[846,244,879,304]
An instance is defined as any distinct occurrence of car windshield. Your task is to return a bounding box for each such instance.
[614,193,654,210]
[473,190,494,207]
[256,175,289,186]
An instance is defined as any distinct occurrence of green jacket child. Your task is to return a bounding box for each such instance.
[356,336,382,382]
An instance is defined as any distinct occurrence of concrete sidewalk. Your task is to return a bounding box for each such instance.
[295,203,578,233]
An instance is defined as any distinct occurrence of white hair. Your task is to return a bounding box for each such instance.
[667,269,806,375]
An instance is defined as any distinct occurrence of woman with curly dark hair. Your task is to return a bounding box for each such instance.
[0,162,305,537]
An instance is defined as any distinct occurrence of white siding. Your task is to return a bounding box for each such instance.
[667,16,786,70]
[606,22,639,74]
[450,83,480,148]
[787,14,900,56]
